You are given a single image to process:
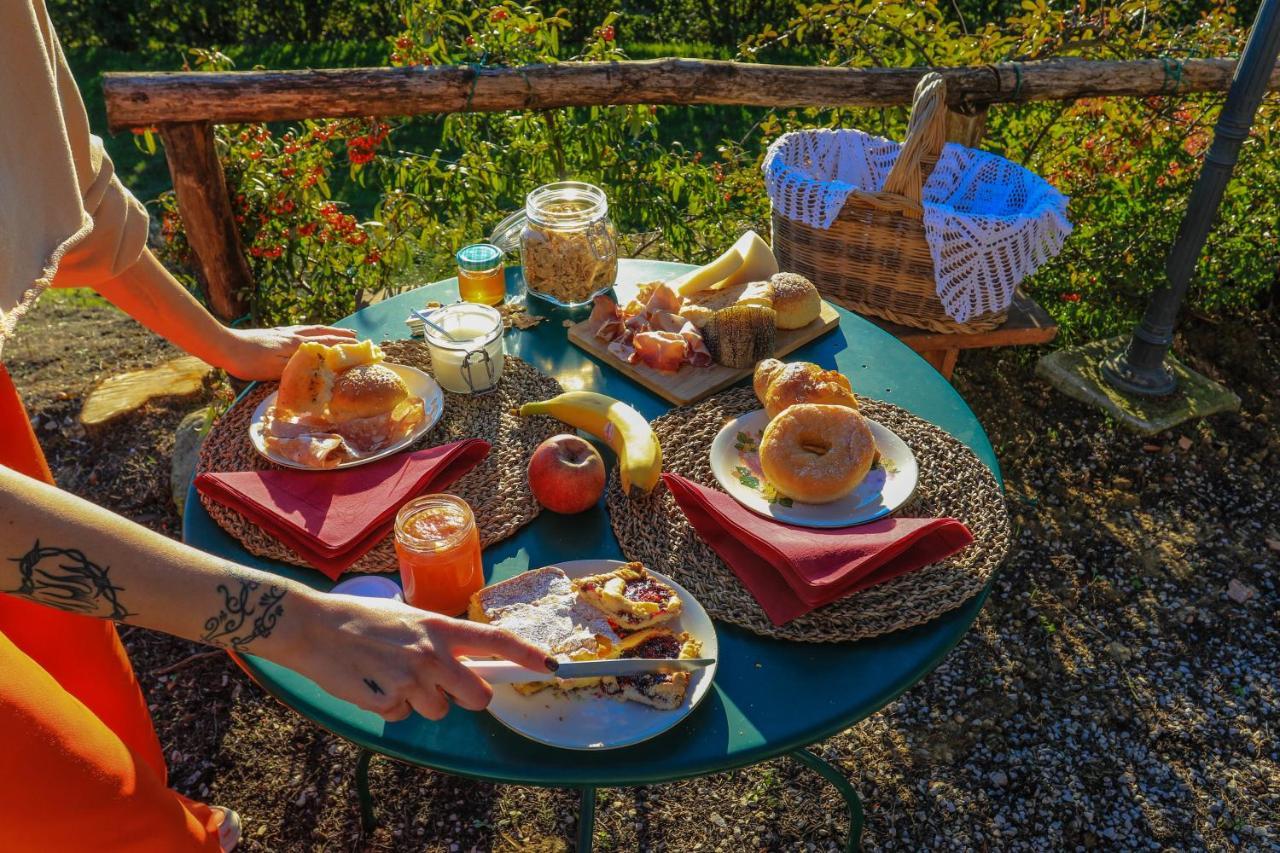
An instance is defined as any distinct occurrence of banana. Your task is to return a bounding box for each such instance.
[519,391,662,495]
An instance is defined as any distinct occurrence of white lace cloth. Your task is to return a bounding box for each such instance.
[764,129,1072,323]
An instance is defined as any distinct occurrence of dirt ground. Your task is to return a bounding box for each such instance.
[5,291,1277,852]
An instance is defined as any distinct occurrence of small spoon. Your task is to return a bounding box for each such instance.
[411,309,463,341]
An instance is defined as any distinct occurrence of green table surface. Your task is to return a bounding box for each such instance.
[184,259,1001,787]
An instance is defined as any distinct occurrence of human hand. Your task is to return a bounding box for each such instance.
[279,594,553,722]
[220,325,358,380]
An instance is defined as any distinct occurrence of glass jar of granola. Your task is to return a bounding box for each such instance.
[490,181,618,308]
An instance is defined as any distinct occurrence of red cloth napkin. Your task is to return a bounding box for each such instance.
[196,440,490,579]
[662,473,974,625]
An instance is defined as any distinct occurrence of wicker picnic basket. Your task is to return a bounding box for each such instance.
[766,73,1070,334]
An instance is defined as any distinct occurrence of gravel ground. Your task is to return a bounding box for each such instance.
[5,293,1278,851]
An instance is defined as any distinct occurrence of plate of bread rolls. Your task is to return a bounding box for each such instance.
[707,359,918,528]
[249,340,444,470]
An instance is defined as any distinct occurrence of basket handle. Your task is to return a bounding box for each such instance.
[881,73,949,206]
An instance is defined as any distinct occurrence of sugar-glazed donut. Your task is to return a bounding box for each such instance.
[759,403,876,504]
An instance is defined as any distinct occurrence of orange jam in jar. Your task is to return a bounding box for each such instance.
[393,494,483,616]
[456,243,506,306]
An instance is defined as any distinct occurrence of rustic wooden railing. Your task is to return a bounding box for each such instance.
[102,57,1280,320]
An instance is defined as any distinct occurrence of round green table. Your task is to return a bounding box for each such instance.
[184,260,1001,851]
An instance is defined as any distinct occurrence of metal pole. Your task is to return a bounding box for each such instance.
[1102,0,1280,396]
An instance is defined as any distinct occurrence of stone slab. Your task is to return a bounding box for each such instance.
[1036,336,1240,436]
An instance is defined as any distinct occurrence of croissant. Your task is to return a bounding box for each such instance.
[753,358,859,419]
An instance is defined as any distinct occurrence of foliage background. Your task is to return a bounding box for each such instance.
[56,0,1280,338]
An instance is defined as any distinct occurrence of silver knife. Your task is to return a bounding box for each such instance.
[464,658,716,684]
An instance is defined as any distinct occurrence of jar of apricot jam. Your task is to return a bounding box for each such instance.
[393,494,483,616]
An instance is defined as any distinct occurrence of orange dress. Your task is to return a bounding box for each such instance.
[0,364,220,850]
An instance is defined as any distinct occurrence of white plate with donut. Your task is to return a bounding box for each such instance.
[708,408,918,528]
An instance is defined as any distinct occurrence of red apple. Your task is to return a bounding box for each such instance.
[528,434,606,514]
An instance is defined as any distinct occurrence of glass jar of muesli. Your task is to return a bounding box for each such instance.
[490,181,618,308]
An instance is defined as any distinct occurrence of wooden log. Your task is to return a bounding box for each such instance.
[104,57,1278,131]
[159,121,253,320]
[80,355,213,429]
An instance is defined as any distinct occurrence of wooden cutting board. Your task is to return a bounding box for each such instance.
[567,280,839,406]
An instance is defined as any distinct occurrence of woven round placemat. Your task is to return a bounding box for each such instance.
[195,341,562,574]
[606,387,1010,643]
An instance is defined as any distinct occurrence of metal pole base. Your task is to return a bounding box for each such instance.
[1100,348,1177,397]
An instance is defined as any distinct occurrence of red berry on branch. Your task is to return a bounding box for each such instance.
[465,35,476,46]
[396,36,413,50]
[601,25,615,41]
[491,8,508,21]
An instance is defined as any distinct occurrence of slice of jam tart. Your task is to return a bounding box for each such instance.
[572,562,683,630]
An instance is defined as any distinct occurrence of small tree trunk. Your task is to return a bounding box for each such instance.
[159,122,253,321]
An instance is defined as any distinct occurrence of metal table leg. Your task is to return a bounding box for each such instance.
[356,748,377,832]
[789,748,864,852]
[577,785,597,852]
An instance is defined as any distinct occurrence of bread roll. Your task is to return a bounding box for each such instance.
[753,358,787,403]
[276,342,335,417]
[759,404,876,504]
[754,360,858,419]
[328,364,409,421]
[769,273,821,329]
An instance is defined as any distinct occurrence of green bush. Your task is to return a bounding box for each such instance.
[152,0,1280,338]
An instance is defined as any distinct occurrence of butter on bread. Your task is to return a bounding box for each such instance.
[468,565,574,623]
[468,567,621,695]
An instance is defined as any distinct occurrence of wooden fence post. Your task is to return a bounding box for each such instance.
[159,121,253,321]
[945,104,989,148]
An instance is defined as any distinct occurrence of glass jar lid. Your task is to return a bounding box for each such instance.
[488,181,609,251]
[422,302,503,350]
[525,181,608,228]
[456,243,503,272]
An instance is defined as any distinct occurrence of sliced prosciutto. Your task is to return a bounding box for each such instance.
[588,283,711,372]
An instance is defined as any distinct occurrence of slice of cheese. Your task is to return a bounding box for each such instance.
[671,230,779,297]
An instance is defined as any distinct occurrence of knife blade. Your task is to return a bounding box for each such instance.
[464,657,716,684]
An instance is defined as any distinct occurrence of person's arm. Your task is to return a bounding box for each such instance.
[0,465,552,720]
[86,249,357,381]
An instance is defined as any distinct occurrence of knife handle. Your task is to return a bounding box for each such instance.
[462,659,554,685]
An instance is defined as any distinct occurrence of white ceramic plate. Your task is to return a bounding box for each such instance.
[709,408,918,529]
[485,559,718,751]
[329,575,404,601]
[249,363,444,470]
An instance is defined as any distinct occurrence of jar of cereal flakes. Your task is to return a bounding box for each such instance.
[490,181,618,308]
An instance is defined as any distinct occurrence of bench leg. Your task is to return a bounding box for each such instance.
[789,748,864,852]
[577,785,597,852]
[356,748,377,833]
[919,348,959,380]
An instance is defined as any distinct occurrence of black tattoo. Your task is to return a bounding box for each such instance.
[363,678,385,695]
[201,580,287,651]
[6,540,132,620]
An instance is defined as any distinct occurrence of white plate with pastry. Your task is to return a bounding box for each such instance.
[476,559,718,751]
[249,340,444,470]
[709,407,918,528]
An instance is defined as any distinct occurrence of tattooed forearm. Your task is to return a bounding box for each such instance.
[6,540,132,620]
[363,678,385,695]
[201,580,287,651]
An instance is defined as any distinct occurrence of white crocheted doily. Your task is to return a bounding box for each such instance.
[763,129,1072,323]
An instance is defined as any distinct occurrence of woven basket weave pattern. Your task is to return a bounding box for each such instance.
[769,74,1009,334]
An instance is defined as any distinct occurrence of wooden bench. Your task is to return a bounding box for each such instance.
[864,291,1058,380]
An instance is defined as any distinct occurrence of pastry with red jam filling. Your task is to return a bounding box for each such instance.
[600,627,702,710]
[572,562,682,630]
